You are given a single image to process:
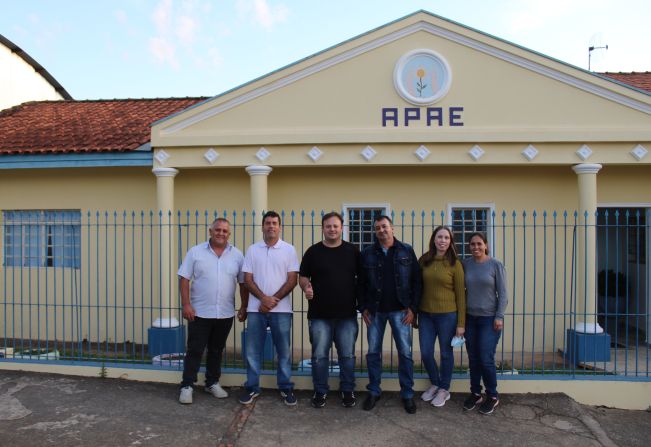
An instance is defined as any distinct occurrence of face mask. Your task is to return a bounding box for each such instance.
[450,335,466,348]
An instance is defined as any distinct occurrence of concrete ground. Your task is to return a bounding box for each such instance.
[0,370,649,447]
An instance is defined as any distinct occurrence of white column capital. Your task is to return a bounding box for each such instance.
[152,167,179,178]
[245,165,273,176]
[572,163,602,175]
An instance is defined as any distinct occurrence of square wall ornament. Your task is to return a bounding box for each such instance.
[576,145,593,161]
[522,145,539,161]
[631,144,648,161]
[308,146,323,162]
[256,147,271,162]
[414,145,431,161]
[361,145,377,161]
[154,150,170,165]
[468,145,485,161]
[204,148,219,164]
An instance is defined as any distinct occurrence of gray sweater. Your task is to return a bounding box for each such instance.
[462,257,508,320]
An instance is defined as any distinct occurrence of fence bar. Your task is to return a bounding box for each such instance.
[0,209,648,381]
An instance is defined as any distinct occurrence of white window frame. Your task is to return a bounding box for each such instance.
[3,210,81,268]
[342,203,391,247]
[446,203,495,257]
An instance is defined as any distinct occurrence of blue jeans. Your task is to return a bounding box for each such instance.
[465,314,501,397]
[244,312,293,393]
[418,311,457,391]
[366,310,414,399]
[309,318,358,394]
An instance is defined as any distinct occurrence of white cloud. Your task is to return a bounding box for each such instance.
[176,15,198,44]
[502,0,610,34]
[114,9,128,25]
[207,47,224,68]
[148,0,202,67]
[236,0,289,30]
[152,0,173,33]
[149,36,179,69]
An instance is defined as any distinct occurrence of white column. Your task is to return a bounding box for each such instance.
[246,165,273,242]
[152,167,179,327]
[572,163,603,333]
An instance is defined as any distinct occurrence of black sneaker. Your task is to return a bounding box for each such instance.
[341,391,356,408]
[463,393,484,411]
[311,392,327,408]
[478,396,499,415]
[238,390,260,405]
[362,393,381,411]
[280,390,297,406]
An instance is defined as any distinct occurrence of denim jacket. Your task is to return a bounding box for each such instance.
[359,239,422,314]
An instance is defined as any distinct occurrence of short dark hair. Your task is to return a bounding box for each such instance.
[262,210,281,225]
[322,211,343,226]
[211,217,230,227]
[373,214,392,225]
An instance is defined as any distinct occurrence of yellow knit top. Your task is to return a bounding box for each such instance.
[418,254,466,327]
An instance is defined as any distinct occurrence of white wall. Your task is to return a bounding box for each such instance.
[0,42,65,110]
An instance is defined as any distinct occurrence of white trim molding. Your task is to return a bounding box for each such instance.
[630,144,648,161]
[245,165,273,176]
[576,145,593,161]
[572,163,602,175]
[152,167,179,178]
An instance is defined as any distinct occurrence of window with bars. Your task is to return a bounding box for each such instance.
[449,206,492,257]
[342,204,390,250]
[3,210,81,268]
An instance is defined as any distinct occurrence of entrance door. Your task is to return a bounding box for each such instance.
[596,207,649,345]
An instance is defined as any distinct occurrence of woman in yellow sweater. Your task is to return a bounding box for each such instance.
[418,226,466,408]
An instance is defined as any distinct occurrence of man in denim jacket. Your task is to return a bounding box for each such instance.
[359,215,422,414]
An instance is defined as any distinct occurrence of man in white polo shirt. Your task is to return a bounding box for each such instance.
[178,218,247,404]
[239,210,299,406]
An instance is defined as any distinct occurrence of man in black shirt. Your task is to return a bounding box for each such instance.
[299,211,360,408]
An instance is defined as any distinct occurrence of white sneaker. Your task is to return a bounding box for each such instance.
[431,389,450,407]
[205,383,228,398]
[179,386,193,404]
[421,385,439,402]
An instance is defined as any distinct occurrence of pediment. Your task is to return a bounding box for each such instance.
[151,11,651,148]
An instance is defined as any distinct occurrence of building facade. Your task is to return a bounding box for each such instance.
[1,11,650,408]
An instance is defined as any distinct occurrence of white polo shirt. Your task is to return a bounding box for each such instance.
[242,239,300,313]
[177,242,244,319]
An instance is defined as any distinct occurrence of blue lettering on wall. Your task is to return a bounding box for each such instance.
[404,108,420,126]
[381,107,464,127]
[382,108,399,127]
[449,107,464,126]
[427,108,443,127]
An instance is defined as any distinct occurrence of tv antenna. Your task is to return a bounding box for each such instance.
[588,44,608,71]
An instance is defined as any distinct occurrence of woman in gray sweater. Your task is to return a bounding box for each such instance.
[461,232,508,415]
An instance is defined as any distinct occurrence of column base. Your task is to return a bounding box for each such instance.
[148,326,186,357]
[573,322,603,334]
[564,329,611,365]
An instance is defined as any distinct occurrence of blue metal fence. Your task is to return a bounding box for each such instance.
[1,209,649,379]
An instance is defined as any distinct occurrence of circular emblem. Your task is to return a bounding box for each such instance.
[393,49,452,105]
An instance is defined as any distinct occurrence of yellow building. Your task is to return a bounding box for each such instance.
[1,11,650,408]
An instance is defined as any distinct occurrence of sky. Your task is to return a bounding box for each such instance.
[2,0,650,100]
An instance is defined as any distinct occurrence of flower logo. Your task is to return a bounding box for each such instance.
[416,68,427,97]
[394,49,452,105]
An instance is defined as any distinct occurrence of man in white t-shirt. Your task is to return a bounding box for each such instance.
[177,218,247,404]
[239,211,299,406]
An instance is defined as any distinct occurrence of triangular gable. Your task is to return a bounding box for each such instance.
[151,11,651,148]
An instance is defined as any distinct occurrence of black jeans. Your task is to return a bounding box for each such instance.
[181,316,233,387]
